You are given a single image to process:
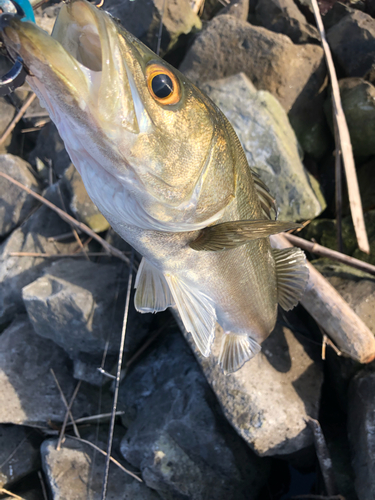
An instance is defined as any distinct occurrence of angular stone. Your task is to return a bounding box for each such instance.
[22,258,152,359]
[0,316,102,425]
[178,316,323,457]
[41,431,160,500]
[202,74,325,221]
[180,15,328,158]
[255,0,319,43]
[0,155,41,237]
[218,0,250,21]
[119,331,270,499]
[325,78,375,158]
[327,9,375,77]
[0,182,78,325]
[348,371,375,500]
[0,425,41,488]
[103,0,201,55]
[61,164,110,233]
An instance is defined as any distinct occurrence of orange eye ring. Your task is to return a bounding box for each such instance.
[146,64,181,105]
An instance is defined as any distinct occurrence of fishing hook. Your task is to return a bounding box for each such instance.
[0,0,35,96]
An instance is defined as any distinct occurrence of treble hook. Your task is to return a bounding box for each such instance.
[0,0,35,96]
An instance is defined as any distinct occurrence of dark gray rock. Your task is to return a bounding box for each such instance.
[119,332,270,499]
[0,316,102,425]
[179,15,328,158]
[202,74,326,221]
[28,122,71,178]
[0,155,41,237]
[0,182,78,325]
[175,312,323,457]
[255,0,319,43]
[61,164,110,233]
[348,371,375,500]
[327,9,375,77]
[323,2,354,31]
[0,425,41,488]
[103,0,201,55]
[217,0,249,21]
[325,78,375,158]
[0,98,15,154]
[22,258,152,359]
[41,431,160,500]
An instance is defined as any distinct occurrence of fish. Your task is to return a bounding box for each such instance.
[0,0,309,373]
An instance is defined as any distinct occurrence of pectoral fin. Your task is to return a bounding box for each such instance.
[134,258,174,313]
[218,333,261,374]
[190,220,302,251]
[273,248,309,311]
[166,275,216,357]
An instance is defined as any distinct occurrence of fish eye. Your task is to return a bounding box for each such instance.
[146,64,181,105]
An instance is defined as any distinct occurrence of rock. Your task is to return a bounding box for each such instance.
[323,2,354,31]
[179,15,329,158]
[103,0,201,55]
[324,78,375,158]
[22,258,152,359]
[0,155,41,237]
[255,0,320,43]
[327,9,375,77]
[348,371,375,500]
[0,98,15,154]
[41,430,160,500]
[34,4,61,35]
[61,164,110,233]
[218,0,249,21]
[0,316,102,425]
[119,331,270,499]
[177,315,323,457]
[28,122,71,178]
[0,182,79,325]
[0,425,41,488]
[202,74,326,221]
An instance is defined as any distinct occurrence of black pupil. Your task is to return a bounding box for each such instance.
[151,74,173,99]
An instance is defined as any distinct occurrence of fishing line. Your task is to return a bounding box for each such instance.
[101,247,135,500]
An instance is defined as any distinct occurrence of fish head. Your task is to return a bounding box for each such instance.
[1,0,235,230]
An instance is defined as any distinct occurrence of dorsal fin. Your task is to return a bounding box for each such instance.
[165,275,216,357]
[272,248,309,311]
[134,258,174,313]
[251,169,278,220]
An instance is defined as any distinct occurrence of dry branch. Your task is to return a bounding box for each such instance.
[0,172,130,265]
[283,233,375,276]
[271,234,375,363]
[0,93,37,147]
[310,0,369,254]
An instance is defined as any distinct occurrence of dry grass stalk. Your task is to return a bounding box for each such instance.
[284,233,375,276]
[0,489,25,500]
[0,93,37,147]
[57,380,82,451]
[50,369,80,439]
[310,0,369,254]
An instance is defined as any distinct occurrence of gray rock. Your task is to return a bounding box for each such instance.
[34,4,61,35]
[255,0,319,43]
[0,182,79,325]
[0,316,102,425]
[218,0,249,21]
[61,164,110,233]
[103,0,201,55]
[323,2,354,31]
[119,332,270,499]
[0,155,41,237]
[22,258,152,359]
[348,371,375,500]
[0,425,41,488]
[0,98,15,154]
[179,15,329,158]
[327,9,375,77]
[177,315,323,457]
[202,74,325,221]
[41,431,160,500]
[325,78,375,158]
[29,122,71,178]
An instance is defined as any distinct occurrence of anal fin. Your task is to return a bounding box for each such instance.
[273,248,309,311]
[134,258,174,313]
[166,275,216,357]
[219,333,261,374]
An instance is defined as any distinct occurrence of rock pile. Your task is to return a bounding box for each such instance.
[0,0,374,498]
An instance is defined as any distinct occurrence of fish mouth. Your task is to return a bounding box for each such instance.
[0,0,143,134]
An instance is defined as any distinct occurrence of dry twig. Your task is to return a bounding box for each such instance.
[284,233,375,276]
[0,172,130,265]
[0,93,37,147]
[310,0,369,254]
[57,380,82,451]
[50,369,80,439]
[0,489,25,500]
[37,470,49,500]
